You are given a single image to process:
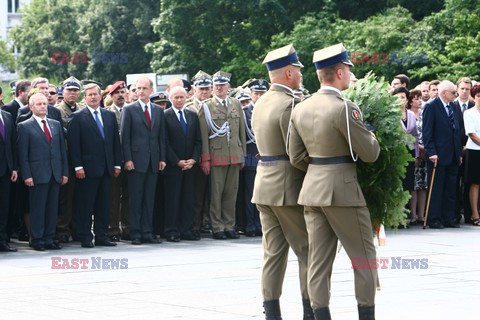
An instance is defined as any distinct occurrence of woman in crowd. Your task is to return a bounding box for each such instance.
[463,84,480,226]
[407,89,427,225]
[392,87,420,225]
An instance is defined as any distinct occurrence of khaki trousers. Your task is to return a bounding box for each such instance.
[257,204,309,300]
[210,165,239,232]
[108,170,130,236]
[304,206,377,309]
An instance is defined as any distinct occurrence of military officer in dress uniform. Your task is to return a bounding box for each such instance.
[198,71,246,240]
[251,44,313,320]
[288,43,380,320]
[106,81,130,241]
[56,76,84,243]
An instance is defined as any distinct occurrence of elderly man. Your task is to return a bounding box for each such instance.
[423,80,463,228]
[198,71,246,240]
[163,86,202,241]
[17,93,68,251]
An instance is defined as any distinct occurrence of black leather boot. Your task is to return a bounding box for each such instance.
[263,299,282,320]
[358,305,375,320]
[302,299,315,320]
[313,307,332,320]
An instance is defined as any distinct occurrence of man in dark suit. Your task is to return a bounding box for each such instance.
[2,80,31,240]
[2,80,31,124]
[16,78,62,124]
[423,80,463,229]
[120,77,166,245]
[17,93,68,251]
[452,77,475,224]
[0,109,18,252]
[67,84,122,248]
[163,86,202,242]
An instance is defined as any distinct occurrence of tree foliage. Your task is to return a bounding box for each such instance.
[10,0,158,85]
[344,73,412,228]
[0,38,16,72]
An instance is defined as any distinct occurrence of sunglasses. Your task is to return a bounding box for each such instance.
[49,91,57,95]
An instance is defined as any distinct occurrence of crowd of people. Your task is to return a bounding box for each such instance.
[389,75,480,228]
[1,45,479,320]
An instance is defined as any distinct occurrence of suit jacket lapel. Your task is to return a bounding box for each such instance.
[213,97,227,115]
[169,108,186,137]
[30,117,50,145]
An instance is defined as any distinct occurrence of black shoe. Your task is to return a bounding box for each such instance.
[32,245,45,251]
[225,230,239,239]
[181,232,200,241]
[95,239,117,246]
[18,231,30,242]
[200,223,212,233]
[358,305,375,320]
[45,242,62,250]
[428,222,444,229]
[263,299,282,320]
[245,230,256,237]
[192,230,201,239]
[444,221,460,228]
[121,234,131,241]
[166,235,181,242]
[81,241,94,248]
[141,237,162,244]
[131,238,142,245]
[58,235,70,243]
[109,235,120,242]
[212,232,227,240]
[0,242,17,252]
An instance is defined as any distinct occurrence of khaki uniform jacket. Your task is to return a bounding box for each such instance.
[107,104,122,127]
[251,84,305,206]
[198,96,246,166]
[288,88,380,207]
[56,100,85,129]
[185,98,202,114]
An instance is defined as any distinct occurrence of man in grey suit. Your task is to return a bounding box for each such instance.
[120,77,166,245]
[17,93,68,251]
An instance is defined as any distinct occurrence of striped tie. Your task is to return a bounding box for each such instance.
[446,104,455,129]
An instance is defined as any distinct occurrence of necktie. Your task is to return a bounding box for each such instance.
[446,104,455,129]
[42,120,52,143]
[222,99,227,109]
[144,105,151,129]
[0,117,5,141]
[94,110,105,139]
[178,110,187,134]
[462,103,467,113]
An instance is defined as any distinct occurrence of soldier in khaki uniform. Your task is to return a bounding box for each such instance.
[288,43,380,320]
[198,71,246,240]
[251,44,313,320]
[56,76,84,243]
[186,71,213,238]
[106,81,130,241]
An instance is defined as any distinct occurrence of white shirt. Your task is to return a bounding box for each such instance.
[87,106,103,126]
[14,98,25,109]
[464,107,480,150]
[32,114,51,136]
[138,100,151,117]
[0,111,4,125]
[174,106,188,124]
[455,98,470,113]
[439,97,451,116]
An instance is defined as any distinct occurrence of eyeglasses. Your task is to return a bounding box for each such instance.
[448,90,458,97]
[49,91,57,95]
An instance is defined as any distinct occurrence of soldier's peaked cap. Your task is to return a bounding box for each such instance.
[262,44,304,71]
[212,71,231,85]
[313,43,353,70]
[192,70,213,88]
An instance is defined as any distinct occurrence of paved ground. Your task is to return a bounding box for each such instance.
[1,225,479,320]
